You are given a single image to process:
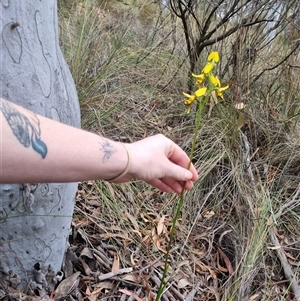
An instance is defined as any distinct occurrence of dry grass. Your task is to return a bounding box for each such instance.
[57,1,300,300]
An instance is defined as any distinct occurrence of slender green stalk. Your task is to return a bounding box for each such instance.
[156,51,228,300]
[155,92,211,301]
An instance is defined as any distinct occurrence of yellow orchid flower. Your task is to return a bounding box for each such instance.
[202,63,213,74]
[207,51,220,63]
[185,104,192,114]
[216,84,229,99]
[210,75,221,88]
[195,87,207,97]
[192,73,205,85]
[183,92,196,105]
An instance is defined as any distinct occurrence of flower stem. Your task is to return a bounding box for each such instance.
[155,92,211,301]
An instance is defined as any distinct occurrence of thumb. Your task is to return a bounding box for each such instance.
[164,161,193,181]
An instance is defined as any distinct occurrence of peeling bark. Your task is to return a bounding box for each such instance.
[0,1,80,290]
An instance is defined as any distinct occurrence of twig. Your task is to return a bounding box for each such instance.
[239,131,255,187]
[98,267,133,281]
[273,184,300,222]
[168,283,184,301]
[93,247,112,266]
[93,253,111,271]
[270,228,300,300]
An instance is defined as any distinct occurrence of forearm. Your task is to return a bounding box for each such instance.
[0,98,127,183]
[1,98,199,193]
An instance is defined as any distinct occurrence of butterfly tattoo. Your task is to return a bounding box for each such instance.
[0,99,48,158]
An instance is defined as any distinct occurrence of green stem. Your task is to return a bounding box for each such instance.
[155,92,212,301]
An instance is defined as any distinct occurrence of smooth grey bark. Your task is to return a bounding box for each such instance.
[0,1,80,291]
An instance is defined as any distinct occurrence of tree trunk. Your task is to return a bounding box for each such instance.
[0,1,80,291]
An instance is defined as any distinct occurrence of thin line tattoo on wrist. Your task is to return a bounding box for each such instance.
[0,99,48,158]
[99,139,116,163]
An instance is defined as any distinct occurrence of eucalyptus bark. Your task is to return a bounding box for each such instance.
[0,1,80,291]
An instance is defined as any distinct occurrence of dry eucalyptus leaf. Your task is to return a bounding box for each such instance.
[178,278,191,289]
[112,254,120,272]
[156,215,166,236]
[203,211,215,219]
[80,247,94,259]
[54,272,81,299]
[234,102,245,109]
[124,211,140,232]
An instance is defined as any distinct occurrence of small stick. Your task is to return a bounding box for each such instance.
[270,228,300,300]
[273,184,300,222]
[98,267,133,281]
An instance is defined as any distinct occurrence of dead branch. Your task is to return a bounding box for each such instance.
[98,267,133,281]
[252,43,300,84]
[270,228,300,300]
[273,184,300,222]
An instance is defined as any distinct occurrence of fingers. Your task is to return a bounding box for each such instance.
[160,155,198,185]
[123,135,199,193]
[148,177,195,194]
[168,143,199,182]
[147,179,173,193]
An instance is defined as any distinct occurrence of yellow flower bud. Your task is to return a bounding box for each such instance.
[210,75,221,87]
[208,51,220,63]
[202,63,213,74]
[192,73,205,85]
[195,87,207,97]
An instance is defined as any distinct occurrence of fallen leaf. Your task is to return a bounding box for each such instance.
[203,211,215,219]
[156,237,167,253]
[156,215,166,236]
[93,281,114,289]
[177,260,190,268]
[267,246,281,250]
[80,247,94,259]
[249,294,260,301]
[112,254,120,272]
[196,261,218,279]
[234,102,245,110]
[54,272,81,299]
[217,247,234,275]
[124,211,140,232]
[178,278,191,289]
[99,233,133,242]
[122,274,138,283]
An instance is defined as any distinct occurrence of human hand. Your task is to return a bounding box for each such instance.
[113,134,199,193]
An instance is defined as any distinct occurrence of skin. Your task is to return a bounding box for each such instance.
[0,98,199,193]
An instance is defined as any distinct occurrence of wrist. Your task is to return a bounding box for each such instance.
[106,143,132,182]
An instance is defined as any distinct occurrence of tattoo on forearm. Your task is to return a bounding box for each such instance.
[0,99,48,158]
[99,140,116,163]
